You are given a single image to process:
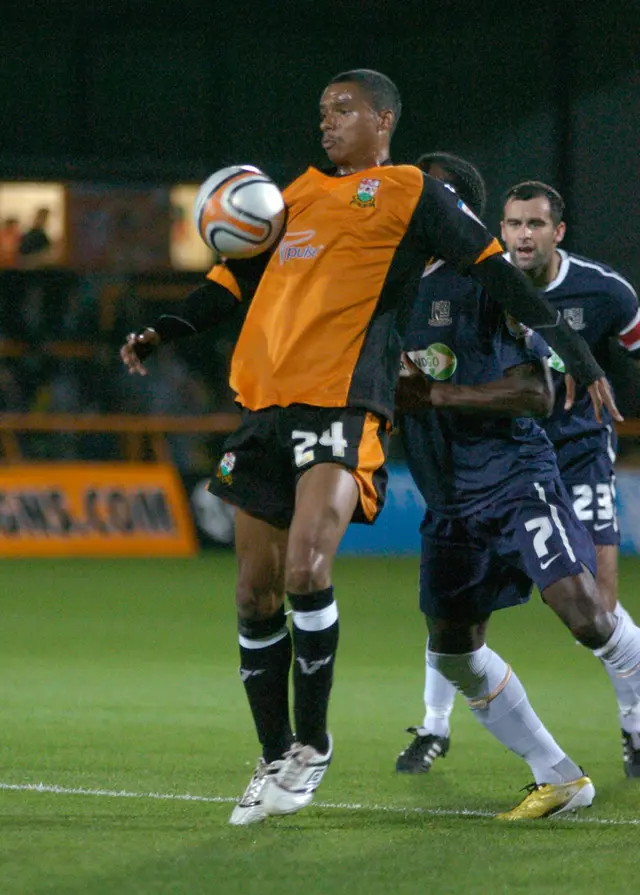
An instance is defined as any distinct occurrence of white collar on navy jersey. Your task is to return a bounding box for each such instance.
[502,247,571,292]
[544,249,570,291]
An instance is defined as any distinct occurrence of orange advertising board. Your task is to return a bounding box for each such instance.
[0,463,197,557]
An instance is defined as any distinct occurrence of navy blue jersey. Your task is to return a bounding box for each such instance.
[532,250,639,474]
[400,262,557,516]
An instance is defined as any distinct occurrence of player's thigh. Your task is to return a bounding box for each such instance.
[419,512,494,651]
[282,406,391,525]
[209,408,296,529]
[595,544,618,611]
[499,478,613,644]
[286,463,359,593]
[235,508,289,620]
[281,406,390,592]
[498,477,597,593]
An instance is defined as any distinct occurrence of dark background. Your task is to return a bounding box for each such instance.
[1,0,639,279]
[1,0,639,434]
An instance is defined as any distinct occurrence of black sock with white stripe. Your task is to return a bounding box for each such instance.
[238,607,293,764]
[289,587,339,754]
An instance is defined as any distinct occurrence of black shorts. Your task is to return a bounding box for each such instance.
[208,405,391,529]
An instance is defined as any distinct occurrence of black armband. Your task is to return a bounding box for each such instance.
[471,254,604,385]
[150,281,239,343]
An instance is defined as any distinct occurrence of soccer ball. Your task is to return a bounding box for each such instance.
[193,165,286,259]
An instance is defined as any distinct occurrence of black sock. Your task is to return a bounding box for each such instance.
[289,587,339,754]
[238,607,293,764]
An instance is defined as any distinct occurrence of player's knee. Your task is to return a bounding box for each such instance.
[285,544,332,594]
[235,568,285,621]
[426,618,487,654]
[570,611,616,649]
[428,645,508,703]
[285,551,331,594]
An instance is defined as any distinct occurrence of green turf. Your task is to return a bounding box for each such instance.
[1,554,639,894]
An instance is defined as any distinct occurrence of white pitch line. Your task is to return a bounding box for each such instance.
[1,782,638,827]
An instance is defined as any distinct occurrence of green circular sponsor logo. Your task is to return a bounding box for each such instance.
[548,348,566,373]
[425,343,457,380]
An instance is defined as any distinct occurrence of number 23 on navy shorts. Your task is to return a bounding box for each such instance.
[208,404,391,529]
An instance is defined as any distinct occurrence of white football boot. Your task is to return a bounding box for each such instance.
[262,735,333,816]
[228,758,283,825]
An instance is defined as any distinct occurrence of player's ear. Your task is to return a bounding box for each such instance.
[378,109,394,135]
[555,221,567,246]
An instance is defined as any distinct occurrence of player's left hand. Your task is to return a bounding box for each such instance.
[564,374,624,424]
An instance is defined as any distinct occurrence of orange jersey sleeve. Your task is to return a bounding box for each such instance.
[206,263,242,301]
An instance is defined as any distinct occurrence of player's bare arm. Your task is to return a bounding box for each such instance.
[430,361,553,418]
[398,352,553,418]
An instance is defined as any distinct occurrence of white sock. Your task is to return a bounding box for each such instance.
[598,603,639,730]
[594,609,640,732]
[422,642,456,737]
[429,645,582,785]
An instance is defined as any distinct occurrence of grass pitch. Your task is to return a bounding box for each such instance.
[1,554,639,894]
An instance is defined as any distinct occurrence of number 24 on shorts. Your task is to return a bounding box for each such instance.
[291,423,348,467]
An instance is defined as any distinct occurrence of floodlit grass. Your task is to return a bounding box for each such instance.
[1,554,639,894]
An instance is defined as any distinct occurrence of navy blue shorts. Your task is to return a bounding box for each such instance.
[562,467,620,547]
[556,430,620,547]
[419,477,597,621]
[208,405,390,529]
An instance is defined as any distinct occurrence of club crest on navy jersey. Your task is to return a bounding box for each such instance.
[563,307,586,330]
[429,301,452,326]
[350,178,381,208]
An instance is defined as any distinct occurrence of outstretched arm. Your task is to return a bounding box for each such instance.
[409,176,621,422]
[397,353,554,418]
[120,253,268,376]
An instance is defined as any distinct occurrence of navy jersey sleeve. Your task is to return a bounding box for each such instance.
[410,174,503,273]
[613,279,640,357]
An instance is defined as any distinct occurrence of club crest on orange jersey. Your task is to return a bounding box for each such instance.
[216,451,236,485]
[351,178,380,208]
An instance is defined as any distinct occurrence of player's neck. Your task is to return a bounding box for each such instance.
[336,151,391,176]
[528,250,562,288]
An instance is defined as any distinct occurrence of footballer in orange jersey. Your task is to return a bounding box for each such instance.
[121,69,619,825]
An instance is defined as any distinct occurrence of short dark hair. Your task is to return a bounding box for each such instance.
[416,151,487,218]
[502,180,565,225]
[328,68,402,134]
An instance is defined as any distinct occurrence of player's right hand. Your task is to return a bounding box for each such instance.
[120,328,161,376]
[564,374,624,424]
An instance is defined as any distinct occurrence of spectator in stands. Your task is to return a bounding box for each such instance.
[0,217,22,269]
[18,207,55,268]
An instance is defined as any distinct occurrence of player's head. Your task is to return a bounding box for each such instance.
[416,152,487,218]
[501,181,566,278]
[320,69,401,169]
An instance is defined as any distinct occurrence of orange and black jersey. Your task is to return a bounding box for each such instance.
[153,164,603,413]
[206,164,502,421]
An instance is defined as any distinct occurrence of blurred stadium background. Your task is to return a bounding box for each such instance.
[1,2,639,892]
